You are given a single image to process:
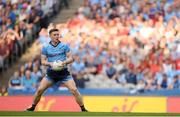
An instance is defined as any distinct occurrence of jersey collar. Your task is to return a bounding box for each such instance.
[49,41,61,47]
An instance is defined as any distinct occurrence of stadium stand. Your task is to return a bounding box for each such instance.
[0,0,70,93]
[0,0,61,72]
[3,0,180,96]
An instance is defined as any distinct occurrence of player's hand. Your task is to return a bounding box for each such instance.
[62,61,67,66]
[56,60,65,67]
[50,62,54,67]
[50,61,62,68]
[51,61,66,68]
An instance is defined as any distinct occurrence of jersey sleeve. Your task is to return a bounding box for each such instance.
[65,44,70,53]
[41,46,47,56]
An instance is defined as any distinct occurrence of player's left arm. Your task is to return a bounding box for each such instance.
[62,51,74,66]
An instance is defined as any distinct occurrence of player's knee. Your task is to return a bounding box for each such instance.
[37,88,44,95]
[69,88,78,95]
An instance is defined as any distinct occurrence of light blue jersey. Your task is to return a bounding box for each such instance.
[41,41,70,62]
[41,41,72,83]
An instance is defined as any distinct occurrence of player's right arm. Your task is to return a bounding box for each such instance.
[41,54,53,67]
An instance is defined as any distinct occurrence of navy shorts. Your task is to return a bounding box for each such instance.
[45,68,73,84]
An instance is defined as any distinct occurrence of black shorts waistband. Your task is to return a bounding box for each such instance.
[47,68,70,78]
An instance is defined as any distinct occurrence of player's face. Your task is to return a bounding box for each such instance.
[50,31,60,43]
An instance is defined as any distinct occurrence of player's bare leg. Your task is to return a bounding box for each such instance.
[26,77,53,111]
[63,79,88,112]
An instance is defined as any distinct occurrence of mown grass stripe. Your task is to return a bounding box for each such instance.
[1,116,180,117]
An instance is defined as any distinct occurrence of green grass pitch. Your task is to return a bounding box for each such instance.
[0,112,180,117]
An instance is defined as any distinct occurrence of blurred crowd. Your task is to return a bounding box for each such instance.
[0,0,61,72]
[8,0,180,94]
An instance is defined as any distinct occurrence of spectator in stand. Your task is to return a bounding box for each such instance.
[0,85,8,96]
[106,61,116,79]
[25,60,33,71]
[9,71,23,89]
[0,38,10,69]
[19,65,25,78]
[173,75,180,89]
[31,65,43,87]
[21,69,36,91]
[35,28,50,51]
[84,55,97,74]
[145,72,156,90]
[71,55,86,88]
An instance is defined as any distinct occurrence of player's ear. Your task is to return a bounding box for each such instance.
[49,33,53,38]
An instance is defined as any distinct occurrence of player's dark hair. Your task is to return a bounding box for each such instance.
[49,28,59,35]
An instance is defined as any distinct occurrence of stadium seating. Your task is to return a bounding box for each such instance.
[5,0,180,96]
